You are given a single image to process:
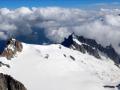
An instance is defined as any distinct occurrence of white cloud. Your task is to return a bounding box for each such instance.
[0,7,120,53]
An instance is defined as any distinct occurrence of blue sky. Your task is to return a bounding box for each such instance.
[0,0,120,8]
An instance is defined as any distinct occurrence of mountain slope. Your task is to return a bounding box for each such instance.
[0,43,120,90]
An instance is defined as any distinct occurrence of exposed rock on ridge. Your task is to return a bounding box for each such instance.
[62,34,120,65]
[0,38,23,60]
[0,73,26,90]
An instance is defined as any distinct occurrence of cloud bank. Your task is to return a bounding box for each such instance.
[0,7,120,53]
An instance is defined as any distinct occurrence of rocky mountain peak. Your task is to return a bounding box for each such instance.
[62,34,120,65]
[0,38,23,60]
[61,34,74,47]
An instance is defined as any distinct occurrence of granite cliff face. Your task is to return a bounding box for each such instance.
[62,34,120,65]
[0,73,26,90]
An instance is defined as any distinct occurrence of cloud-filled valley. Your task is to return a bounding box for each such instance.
[0,7,120,53]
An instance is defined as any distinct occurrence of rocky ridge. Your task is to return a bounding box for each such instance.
[62,34,120,65]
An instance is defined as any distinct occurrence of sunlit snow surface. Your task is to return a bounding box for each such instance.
[0,43,120,90]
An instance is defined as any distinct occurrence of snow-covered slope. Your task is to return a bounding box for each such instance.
[0,43,120,90]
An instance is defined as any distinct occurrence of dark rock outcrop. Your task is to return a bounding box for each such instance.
[62,34,120,65]
[104,84,120,90]
[116,84,120,90]
[62,34,101,59]
[0,62,10,68]
[70,55,75,61]
[0,73,26,90]
[104,85,115,88]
